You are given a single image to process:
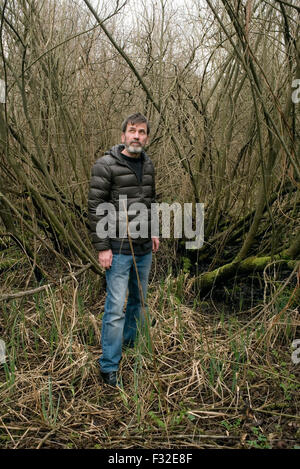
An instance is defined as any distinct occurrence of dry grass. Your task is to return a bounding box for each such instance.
[0,267,299,449]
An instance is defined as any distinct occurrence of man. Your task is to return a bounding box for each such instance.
[88,113,159,387]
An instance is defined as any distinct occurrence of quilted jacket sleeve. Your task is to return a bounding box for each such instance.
[88,158,112,251]
[150,160,159,237]
[152,161,156,204]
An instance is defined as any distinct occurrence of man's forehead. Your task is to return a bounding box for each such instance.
[124,121,147,131]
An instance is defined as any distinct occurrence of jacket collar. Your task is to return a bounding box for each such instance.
[108,144,148,164]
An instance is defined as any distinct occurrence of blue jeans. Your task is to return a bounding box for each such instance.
[99,251,152,373]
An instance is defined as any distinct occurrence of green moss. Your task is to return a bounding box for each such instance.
[0,258,23,272]
[194,254,298,292]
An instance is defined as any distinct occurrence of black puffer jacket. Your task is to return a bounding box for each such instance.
[88,144,156,254]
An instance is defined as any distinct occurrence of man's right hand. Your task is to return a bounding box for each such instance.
[98,249,113,269]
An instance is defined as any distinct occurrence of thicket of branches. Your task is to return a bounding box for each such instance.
[0,0,299,295]
[0,0,299,451]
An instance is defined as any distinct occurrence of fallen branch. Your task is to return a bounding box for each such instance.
[193,255,299,292]
[0,263,92,302]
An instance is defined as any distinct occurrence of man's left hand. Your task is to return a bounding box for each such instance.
[152,237,159,253]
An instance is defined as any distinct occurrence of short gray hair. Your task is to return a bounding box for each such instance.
[121,113,150,135]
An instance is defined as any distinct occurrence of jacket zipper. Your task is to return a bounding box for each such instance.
[116,154,145,189]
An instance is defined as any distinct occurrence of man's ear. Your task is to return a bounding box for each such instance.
[121,133,125,144]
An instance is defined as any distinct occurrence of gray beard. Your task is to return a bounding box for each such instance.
[126,144,143,154]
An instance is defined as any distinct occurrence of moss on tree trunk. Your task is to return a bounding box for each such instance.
[194,253,298,292]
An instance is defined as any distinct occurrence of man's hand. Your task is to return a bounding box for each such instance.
[98,249,113,269]
[152,237,159,253]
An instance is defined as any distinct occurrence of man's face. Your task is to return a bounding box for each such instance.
[121,121,149,155]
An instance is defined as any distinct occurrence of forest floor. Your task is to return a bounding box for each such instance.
[0,263,299,449]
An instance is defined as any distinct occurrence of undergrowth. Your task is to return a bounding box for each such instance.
[0,265,299,449]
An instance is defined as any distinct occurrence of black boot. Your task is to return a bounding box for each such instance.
[100,370,118,387]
